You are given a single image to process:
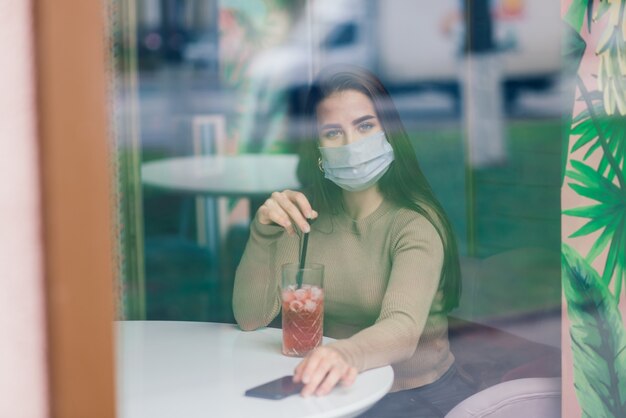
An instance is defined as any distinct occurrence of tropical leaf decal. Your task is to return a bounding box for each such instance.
[595,0,626,115]
[564,0,596,33]
[570,102,626,184]
[562,244,626,418]
[593,0,612,23]
[565,160,626,295]
[563,1,626,416]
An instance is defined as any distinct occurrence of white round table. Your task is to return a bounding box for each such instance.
[117,321,394,418]
[141,154,301,198]
[140,154,302,275]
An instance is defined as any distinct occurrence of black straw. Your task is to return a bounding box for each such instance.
[296,218,313,288]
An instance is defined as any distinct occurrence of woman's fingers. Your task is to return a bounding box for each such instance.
[314,367,345,396]
[293,357,308,383]
[340,366,358,387]
[301,357,332,396]
[299,350,323,385]
[257,190,316,234]
[285,190,318,221]
[294,347,353,397]
[258,199,294,234]
[272,191,311,233]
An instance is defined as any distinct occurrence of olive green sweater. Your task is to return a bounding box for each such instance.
[232,199,454,392]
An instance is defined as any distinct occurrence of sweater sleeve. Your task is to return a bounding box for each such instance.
[232,215,286,331]
[326,212,444,371]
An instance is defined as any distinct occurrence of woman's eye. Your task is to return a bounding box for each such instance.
[323,130,341,139]
[358,122,374,132]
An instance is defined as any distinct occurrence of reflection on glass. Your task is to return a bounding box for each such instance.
[113,0,562,415]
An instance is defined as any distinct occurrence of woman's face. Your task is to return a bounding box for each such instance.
[316,90,382,148]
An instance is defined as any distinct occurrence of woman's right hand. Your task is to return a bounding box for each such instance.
[257,190,318,235]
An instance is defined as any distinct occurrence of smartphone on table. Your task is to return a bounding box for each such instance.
[244,375,305,400]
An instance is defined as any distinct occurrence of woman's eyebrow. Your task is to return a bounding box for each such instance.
[320,123,342,130]
[351,115,376,125]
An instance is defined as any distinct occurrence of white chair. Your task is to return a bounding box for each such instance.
[445,378,561,418]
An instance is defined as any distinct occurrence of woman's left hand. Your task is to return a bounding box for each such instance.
[293,346,358,397]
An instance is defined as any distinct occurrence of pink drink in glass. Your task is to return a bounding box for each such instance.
[281,284,324,357]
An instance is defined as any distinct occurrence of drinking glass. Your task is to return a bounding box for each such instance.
[281,263,324,357]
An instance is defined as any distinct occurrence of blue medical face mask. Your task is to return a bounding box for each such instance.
[318,130,395,192]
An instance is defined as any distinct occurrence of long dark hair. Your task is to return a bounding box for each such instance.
[297,65,461,312]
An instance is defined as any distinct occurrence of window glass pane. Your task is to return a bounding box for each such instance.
[113,0,561,415]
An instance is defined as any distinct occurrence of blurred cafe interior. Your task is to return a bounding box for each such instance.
[123,0,561,324]
[3,0,566,417]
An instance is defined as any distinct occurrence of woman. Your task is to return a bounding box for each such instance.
[233,66,474,417]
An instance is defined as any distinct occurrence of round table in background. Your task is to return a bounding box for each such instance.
[141,154,301,199]
[117,321,394,418]
[140,154,302,300]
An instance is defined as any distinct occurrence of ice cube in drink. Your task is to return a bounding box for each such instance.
[281,285,324,357]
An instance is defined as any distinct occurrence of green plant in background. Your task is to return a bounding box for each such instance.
[563,0,626,416]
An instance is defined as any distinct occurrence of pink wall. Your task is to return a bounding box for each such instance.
[0,1,49,417]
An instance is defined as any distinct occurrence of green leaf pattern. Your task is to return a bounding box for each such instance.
[564,2,626,416]
[563,245,626,417]
[565,160,626,293]
[570,102,626,182]
[596,1,626,115]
